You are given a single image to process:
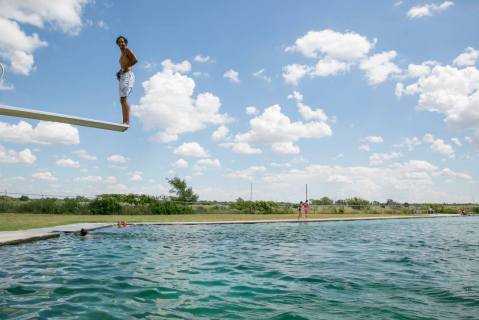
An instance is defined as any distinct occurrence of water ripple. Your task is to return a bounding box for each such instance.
[1,217,478,319]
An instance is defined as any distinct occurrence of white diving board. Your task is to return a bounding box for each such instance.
[0,105,129,132]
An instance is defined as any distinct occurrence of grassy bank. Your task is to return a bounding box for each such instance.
[0,212,432,231]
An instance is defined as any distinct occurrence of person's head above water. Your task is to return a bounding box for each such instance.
[80,228,88,236]
[116,36,128,49]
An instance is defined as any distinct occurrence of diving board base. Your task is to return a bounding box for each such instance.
[0,105,129,132]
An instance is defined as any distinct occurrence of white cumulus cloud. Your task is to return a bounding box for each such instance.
[56,158,80,168]
[396,56,479,136]
[75,175,102,182]
[173,158,189,169]
[32,171,56,181]
[72,149,96,160]
[407,1,454,18]
[451,137,462,146]
[0,144,36,164]
[284,29,402,86]
[196,158,221,168]
[369,152,402,166]
[225,166,267,180]
[246,106,258,115]
[0,121,79,144]
[312,57,350,77]
[212,125,229,141]
[434,168,471,180]
[406,63,434,78]
[223,69,240,83]
[161,59,191,73]
[259,160,451,202]
[133,59,231,143]
[285,29,373,60]
[130,171,143,182]
[453,47,479,67]
[360,51,401,85]
[174,142,209,158]
[282,64,311,86]
[220,142,263,155]
[287,91,303,102]
[423,133,455,158]
[271,142,300,154]
[365,136,384,143]
[359,144,370,152]
[107,154,129,163]
[289,90,328,121]
[0,0,88,75]
[233,104,332,154]
[297,102,328,122]
[194,55,210,63]
[394,137,422,151]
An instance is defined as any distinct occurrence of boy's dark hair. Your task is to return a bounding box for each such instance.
[116,35,128,45]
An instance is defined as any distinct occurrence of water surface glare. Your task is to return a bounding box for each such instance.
[1,217,478,319]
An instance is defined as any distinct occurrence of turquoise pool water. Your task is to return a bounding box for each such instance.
[1,217,478,319]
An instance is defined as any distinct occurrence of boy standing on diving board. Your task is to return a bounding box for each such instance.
[116,35,138,126]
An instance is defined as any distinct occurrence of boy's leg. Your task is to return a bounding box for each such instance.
[121,97,130,125]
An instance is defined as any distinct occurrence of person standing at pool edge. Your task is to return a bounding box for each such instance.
[116,36,138,126]
[298,201,303,219]
[304,200,310,219]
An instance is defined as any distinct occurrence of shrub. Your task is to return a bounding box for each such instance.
[193,205,207,213]
[430,204,445,213]
[89,197,121,215]
[149,201,193,215]
[19,198,61,214]
[332,206,345,214]
[61,198,81,214]
[231,199,284,214]
[312,197,334,205]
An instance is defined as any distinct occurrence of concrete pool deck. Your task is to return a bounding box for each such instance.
[0,214,462,246]
[0,223,112,246]
[133,214,460,226]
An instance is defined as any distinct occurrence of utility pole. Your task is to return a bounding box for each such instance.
[306,184,308,201]
[249,183,253,214]
[250,183,253,202]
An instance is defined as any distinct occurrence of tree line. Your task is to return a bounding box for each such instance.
[0,178,477,215]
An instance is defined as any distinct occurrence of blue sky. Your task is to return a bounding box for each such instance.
[1,0,478,202]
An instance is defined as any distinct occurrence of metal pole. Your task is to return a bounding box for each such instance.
[250,183,253,214]
[306,184,308,201]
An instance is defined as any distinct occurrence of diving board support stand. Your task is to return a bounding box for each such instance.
[0,105,129,132]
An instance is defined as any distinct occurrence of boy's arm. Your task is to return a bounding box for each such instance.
[125,48,138,69]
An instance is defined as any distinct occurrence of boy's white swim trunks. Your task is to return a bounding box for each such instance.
[119,71,135,97]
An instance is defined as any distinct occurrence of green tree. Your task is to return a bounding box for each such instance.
[167,177,199,203]
[89,196,121,214]
[345,197,370,210]
[313,197,334,205]
[386,199,398,206]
